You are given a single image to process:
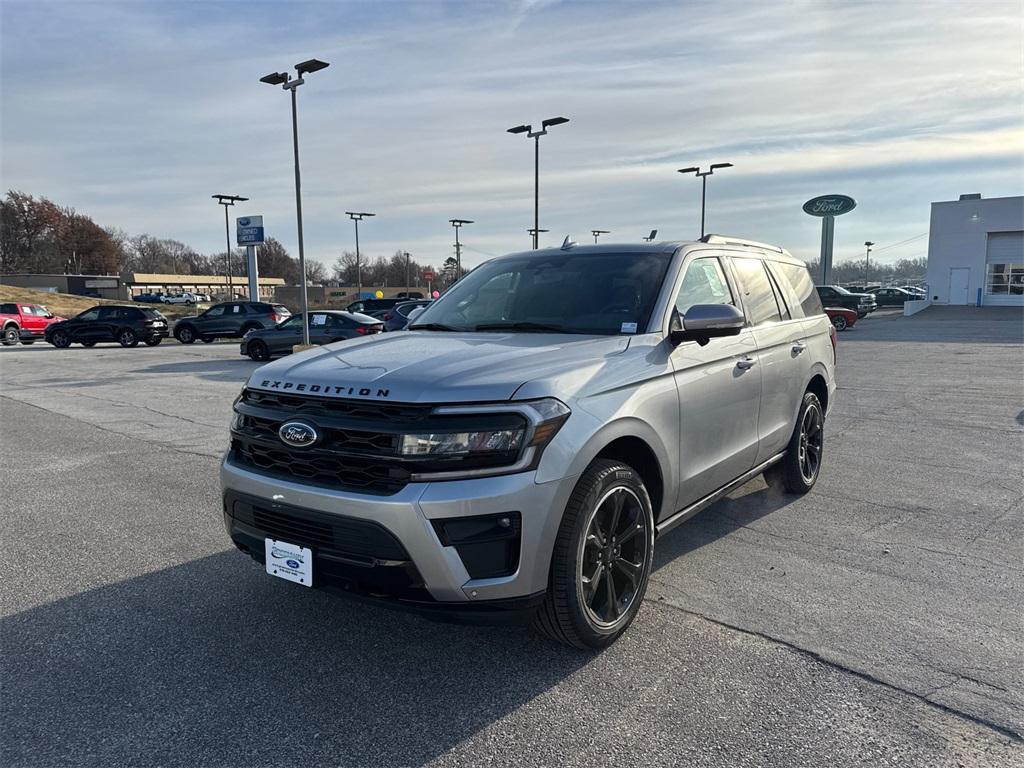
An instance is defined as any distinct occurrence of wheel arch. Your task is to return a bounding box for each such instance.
[806,372,829,415]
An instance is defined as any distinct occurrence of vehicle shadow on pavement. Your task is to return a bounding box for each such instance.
[132,358,261,383]
[652,477,794,571]
[1,552,591,767]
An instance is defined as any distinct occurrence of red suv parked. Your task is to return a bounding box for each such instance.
[0,302,67,346]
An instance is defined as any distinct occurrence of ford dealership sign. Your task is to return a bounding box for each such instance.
[803,195,857,217]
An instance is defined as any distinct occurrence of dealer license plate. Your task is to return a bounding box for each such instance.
[265,538,312,587]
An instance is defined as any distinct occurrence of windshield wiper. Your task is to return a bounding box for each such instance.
[473,322,586,333]
[408,322,461,332]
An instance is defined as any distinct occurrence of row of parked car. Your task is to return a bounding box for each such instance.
[0,296,435,352]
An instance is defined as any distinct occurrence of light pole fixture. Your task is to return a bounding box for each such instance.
[212,194,248,296]
[643,229,658,242]
[864,241,875,285]
[677,162,733,238]
[260,57,330,347]
[449,219,473,279]
[528,228,549,246]
[508,116,570,249]
[346,212,375,297]
[591,229,610,244]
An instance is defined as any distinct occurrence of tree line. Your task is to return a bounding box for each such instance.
[0,190,446,287]
[804,255,927,285]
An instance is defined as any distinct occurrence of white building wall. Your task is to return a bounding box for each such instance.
[925,195,1023,306]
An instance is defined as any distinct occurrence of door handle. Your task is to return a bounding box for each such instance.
[736,357,756,370]
[791,341,807,354]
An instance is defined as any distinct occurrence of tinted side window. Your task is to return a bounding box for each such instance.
[98,307,120,320]
[1,303,17,314]
[674,257,734,316]
[777,263,824,317]
[732,257,782,326]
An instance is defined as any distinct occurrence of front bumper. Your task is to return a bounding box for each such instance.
[220,453,577,610]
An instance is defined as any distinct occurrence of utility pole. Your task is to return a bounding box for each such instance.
[449,219,473,280]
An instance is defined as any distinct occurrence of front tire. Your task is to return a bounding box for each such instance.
[2,326,19,346]
[764,391,824,494]
[831,315,848,332]
[20,340,35,345]
[534,459,655,649]
[144,336,162,346]
[50,330,71,348]
[118,328,139,348]
[175,325,196,344]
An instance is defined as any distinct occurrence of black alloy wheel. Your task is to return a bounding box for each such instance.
[247,339,270,361]
[50,330,71,348]
[175,326,195,344]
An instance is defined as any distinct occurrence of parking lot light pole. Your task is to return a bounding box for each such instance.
[403,251,411,295]
[528,228,549,246]
[346,212,375,298]
[261,58,329,347]
[508,117,569,249]
[591,229,610,244]
[677,163,733,238]
[212,195,248,296]
[449,219,473,279]
[864,241,875,285]
[643,229,658,242]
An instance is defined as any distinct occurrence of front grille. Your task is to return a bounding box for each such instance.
[230,389,527,494]
[231,438,409,495]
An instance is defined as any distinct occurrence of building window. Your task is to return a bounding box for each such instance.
[985,263,1024,295]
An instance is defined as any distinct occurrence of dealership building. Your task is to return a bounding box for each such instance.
[925,194,1023,306]
[0,272,285,301]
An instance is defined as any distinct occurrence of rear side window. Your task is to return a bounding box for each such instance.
[140,308,162,319]
[0,304,17,314]
[775,262,824,317]
[731,257,783,326]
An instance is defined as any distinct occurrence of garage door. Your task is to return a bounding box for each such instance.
[984,231,1023,306]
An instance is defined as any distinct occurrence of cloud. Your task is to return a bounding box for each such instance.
[1,0,1021,272]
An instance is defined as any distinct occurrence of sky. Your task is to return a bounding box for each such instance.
[1,0,1022,274]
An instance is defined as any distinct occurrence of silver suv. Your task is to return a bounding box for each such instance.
[221,236,836,648]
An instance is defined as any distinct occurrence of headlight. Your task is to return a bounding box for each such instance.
[402,398,571,480]
[399,428,524,456]
[242,328,256,339]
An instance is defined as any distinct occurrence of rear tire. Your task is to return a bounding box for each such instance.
[20,340,35,345]
[51,330,71,348]
[118,328,139,348]
[534,459,655,649]
[764,391,824,494]
[175,325,196,344]
[831,315,848,332]
[247,339,270,361]
[2,326,19,346]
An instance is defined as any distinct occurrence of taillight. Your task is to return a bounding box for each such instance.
[356,325,382,335]
[356,326,369,335]
[382,313,393,321]
[829,324,837,363]
[269,312,279,323]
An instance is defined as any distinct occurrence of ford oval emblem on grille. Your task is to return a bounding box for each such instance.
[278,420,318,448]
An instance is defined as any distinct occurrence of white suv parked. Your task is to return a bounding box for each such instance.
[221,236,836,648]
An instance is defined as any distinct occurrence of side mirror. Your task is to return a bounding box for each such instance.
[669,304,745,347]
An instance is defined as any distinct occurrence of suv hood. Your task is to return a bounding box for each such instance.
[246,331,631,403]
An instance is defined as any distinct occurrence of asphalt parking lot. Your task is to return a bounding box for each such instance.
[1,307,1021,767]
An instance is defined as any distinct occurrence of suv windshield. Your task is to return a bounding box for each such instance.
[411,251,672,334]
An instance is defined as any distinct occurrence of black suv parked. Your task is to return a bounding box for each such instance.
[173,302,291,344]
[45,305,169,348]
[815,285,877,318]
[344,298,403,316]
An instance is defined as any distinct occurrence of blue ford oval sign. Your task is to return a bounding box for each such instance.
[278,420,318,448]
[803,195,856,217]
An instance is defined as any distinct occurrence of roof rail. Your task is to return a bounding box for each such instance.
[701,234,784,254]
